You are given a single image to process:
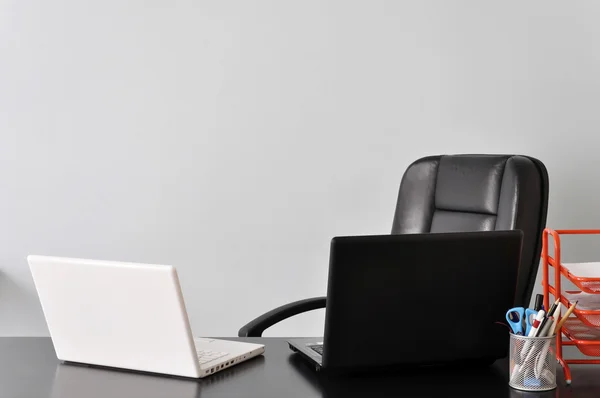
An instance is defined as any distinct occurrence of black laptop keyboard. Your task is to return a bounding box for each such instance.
[309,344,324,356]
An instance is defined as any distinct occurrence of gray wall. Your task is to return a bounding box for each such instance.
[1,1,599,337]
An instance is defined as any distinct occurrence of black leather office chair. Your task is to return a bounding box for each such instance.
[238,154,549,337]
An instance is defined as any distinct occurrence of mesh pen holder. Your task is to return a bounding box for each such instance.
[509,333,557,391]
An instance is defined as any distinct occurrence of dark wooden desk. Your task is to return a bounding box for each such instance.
[0,337,598,397]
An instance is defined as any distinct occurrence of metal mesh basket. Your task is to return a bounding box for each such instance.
[509,333,557,391]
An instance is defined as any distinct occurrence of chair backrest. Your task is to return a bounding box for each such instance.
[391,154,549,307]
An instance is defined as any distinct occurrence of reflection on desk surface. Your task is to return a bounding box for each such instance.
[51,363,201,398]
[51,355,266,398]
[287,353,515,398]
[3,338,599,398]
[287,351,600,398]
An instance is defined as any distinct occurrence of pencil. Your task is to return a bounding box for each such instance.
[554,301,578,335]
[547,298,561,317]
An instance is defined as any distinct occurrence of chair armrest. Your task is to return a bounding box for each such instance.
[238,296,326,337]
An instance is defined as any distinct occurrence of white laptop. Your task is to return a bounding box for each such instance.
[28,255,265,379]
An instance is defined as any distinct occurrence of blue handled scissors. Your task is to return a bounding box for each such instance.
[506,307,538,335]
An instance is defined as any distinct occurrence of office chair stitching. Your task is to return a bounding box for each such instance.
[492,158,510,230]
[525,156,549,305]
[427,158,441,232]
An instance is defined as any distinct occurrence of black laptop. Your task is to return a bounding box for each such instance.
[288,230,523,372]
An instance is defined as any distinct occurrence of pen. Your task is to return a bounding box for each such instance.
[534,315,559,379]
[528,310,546,337]
[533,316,555,378]
[546,316,558,337]
[538,316,555,338]
[546,298,561,317]
[523,316,555,365]
[534,298,560,337]
[535,297,560,337]
[534,294,543,311]
[535,313,550,337]
[521,310,546,361]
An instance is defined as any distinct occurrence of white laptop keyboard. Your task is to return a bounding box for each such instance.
[194,338,230,365]
[197,349,229,365]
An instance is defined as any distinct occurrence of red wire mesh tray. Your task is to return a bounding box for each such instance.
[561,317,600,357]
[560,262,600,294]
[558,290,600,327]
